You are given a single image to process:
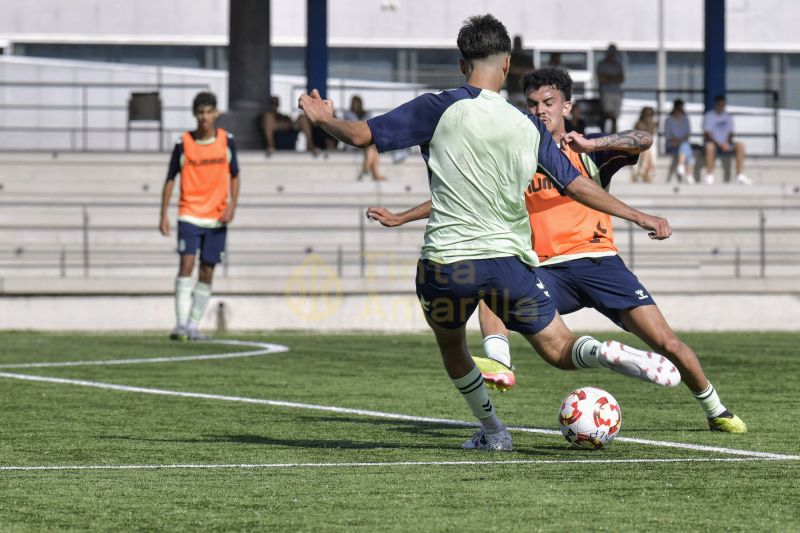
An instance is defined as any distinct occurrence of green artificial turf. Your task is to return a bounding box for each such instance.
[0,331,797,531]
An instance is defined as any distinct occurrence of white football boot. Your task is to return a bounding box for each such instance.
[598,341,681,387]
[462,428,513,451]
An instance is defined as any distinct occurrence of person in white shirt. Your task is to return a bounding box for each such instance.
[702,95,750,185]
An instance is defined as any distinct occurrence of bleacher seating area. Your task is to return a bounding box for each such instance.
[1,150,799,299]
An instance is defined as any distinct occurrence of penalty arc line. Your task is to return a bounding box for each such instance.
[0,457,789,472]
[0,340,288,369]
[0,371,798,462]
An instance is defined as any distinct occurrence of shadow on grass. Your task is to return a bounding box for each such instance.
[95,415,568,455]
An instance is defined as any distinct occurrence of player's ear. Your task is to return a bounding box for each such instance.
[563,100,573,118]
[458,57,468,76]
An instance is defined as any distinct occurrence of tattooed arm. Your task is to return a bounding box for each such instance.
[564,130,653,155]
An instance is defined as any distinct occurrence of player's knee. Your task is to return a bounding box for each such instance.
[659,335,685,359]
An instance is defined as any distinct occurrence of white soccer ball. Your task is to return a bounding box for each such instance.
[558,386,621,450]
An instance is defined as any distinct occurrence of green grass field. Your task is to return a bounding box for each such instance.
[0,331,798,531]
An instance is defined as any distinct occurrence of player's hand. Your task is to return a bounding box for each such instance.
[219,205,235,224]
[159,214,170,236]
[637,213,672,240]
[562,131,594,153]
[366,206,403,227]
[298,89,334,126]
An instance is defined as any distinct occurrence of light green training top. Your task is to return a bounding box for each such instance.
[368,85,581,266]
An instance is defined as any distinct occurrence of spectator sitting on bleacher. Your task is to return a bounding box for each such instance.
[344,95,387,181]
[703,95,751,185]
[664,99,695,184]
[631,106,656,183]
[261,95,337,157]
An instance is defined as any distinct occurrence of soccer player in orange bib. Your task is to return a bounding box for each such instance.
[159,92,240,341]
[367,68,745,433]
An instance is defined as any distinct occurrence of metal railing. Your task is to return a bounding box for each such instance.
[0,78,783,155]
[0,81,211,152]
[290,83,782,156]
[1,201,798,281]
[595,87,781,157]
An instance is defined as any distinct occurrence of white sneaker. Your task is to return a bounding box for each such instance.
[676,164,686,178]
[462,428,513,451]
[704,173,715,185]
[686,174,697,185]
[186,328,211,342]
[736,173,752,185]
[598,341,681,387]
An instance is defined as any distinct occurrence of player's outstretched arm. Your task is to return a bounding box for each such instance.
[298,89,373,148]
[366,200,432,227]
[159,178,175,236]
[564,176,671,240]
[564,130,652,155]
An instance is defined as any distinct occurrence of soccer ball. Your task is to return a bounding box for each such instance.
[558,386,621,450]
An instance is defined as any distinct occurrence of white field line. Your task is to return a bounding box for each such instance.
[0,457,788,472]
[1,371,798,462]
[0,340,288,369]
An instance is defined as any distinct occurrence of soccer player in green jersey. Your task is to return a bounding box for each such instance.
[299,15,676,451]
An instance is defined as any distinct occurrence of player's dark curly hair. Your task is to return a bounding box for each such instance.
[192,91,217,113]
[457,14,511,61]
[522,67,573,101]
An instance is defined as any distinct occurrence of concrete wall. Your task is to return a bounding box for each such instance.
[1,0,799,52]
[0,56,227,151]
[2,293,798,332]
[3,56,799,155]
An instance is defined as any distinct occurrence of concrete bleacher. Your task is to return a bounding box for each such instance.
[1,150,799,291]
[2,150,799,331]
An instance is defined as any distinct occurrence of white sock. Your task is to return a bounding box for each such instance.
[452,365,504,431]
[693,382,727,418]
[482,334,511,368]
[571,335,604,369]
[175,277,193,328]
[188,281,212,330]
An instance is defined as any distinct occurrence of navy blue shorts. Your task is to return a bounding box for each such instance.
[177,221,227,264]
[415,257,556,334]
[535,255,654,330]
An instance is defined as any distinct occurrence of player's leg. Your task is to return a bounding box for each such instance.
[620,305,746,432]
[520,313,680,387]
[186,226,226,341]
[473,301,515,391]
[473,264,576,392]
[171,222,201,340]
[416,259,511,450]
[508,258,679,387]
